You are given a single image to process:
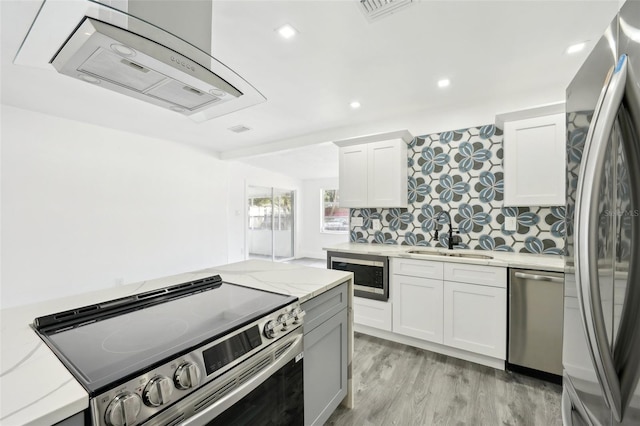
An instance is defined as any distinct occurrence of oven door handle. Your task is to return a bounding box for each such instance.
[180,331,303,426]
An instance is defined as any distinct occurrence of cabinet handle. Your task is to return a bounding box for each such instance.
[513,272,563,283]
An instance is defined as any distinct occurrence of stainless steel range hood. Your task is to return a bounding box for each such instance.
[14,0,265,122]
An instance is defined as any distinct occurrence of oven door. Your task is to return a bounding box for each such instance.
[147,329,303,426]
[328,252,388,301]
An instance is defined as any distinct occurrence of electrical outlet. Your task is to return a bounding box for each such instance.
[352,217,364,227]
[372,219,382,231]
[505,216,517,231]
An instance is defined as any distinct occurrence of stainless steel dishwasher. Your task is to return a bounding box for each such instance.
[508,269,564,379]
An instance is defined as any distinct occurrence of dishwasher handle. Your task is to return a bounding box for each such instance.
[514,271,563,283]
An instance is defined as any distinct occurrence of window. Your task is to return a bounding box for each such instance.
[321,189,349,233]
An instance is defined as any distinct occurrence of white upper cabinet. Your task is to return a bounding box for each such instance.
[335,130,411,208]
[502,112,566,207]
[338,144,368,207]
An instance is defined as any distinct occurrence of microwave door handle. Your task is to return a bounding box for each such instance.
[331,256,383,267]
[575,54,627,422]
[612,66,640,415]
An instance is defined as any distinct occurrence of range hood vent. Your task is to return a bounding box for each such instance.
[358,0,413,22]
[14,0,265,122]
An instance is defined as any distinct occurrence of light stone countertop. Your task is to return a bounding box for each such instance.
[324,242,565,272]
[0,260,352,426]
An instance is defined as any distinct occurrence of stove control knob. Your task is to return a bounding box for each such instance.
[104,391,142,426]
[174,362,201,390]
[291,307,306,324]
[143,375,174,407]
[278,312,293,330]
[264,319,280,339]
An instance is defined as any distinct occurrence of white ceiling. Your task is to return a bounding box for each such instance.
[1,0,623,179]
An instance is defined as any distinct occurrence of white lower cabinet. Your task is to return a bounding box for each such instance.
[443,281,506,359]
[353,297,392,331]
[391,275,443,343]
[385,258,507,363]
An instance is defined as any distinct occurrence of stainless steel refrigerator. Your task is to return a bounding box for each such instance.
[563,1,640,424]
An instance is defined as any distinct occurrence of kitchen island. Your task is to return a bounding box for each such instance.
[0,260,353,426]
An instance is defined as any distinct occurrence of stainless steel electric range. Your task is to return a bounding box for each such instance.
[33,275,305,426]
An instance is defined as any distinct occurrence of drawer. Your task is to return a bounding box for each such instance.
[302,282,348,334]
[391,257,444,280]
[444,263,506,288]
[353,297,392,331]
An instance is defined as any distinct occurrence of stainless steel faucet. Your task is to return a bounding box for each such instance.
[433,211,462,249]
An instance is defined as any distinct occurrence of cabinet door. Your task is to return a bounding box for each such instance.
[304,309,348,426]
[367,139,407,207]
[503,113,566,206]
[443,281,506,359]
[392,275,443,343]
[338,145,368,207]
[353,297,392,331]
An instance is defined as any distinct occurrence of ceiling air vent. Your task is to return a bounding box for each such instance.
[228,125,252,133]
[358,0,413,22]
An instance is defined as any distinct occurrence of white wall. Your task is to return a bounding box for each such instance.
[1,106,231,309]
[298,178,348,260]
[226,162,302,263]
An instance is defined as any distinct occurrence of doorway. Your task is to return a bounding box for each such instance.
[247,186,295,261]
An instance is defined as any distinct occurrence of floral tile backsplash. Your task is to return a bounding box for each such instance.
[349,125,565,255]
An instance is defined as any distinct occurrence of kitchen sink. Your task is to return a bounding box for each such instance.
[442,252,494,259]
[405,250,448,256]
[406,249,493,260]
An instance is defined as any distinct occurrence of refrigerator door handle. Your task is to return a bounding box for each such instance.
[575,54,628,423]
[612,60,640,416]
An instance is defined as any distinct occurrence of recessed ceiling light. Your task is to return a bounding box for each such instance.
[566,42,587,54]
[350,101,361,109]
[438,79,450,88]
[277,24,298,39]
[228,124,252,133]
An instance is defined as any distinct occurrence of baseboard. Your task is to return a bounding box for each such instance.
[506,362,563,385]
[354,324,506,370]
[297,249,327,260]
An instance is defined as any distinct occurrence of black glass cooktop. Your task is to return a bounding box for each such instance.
[33,278,296,395]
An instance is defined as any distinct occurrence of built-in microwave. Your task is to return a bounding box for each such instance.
[327,251,389,301]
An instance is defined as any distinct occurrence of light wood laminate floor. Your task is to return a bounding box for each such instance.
[326,333,562,426]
